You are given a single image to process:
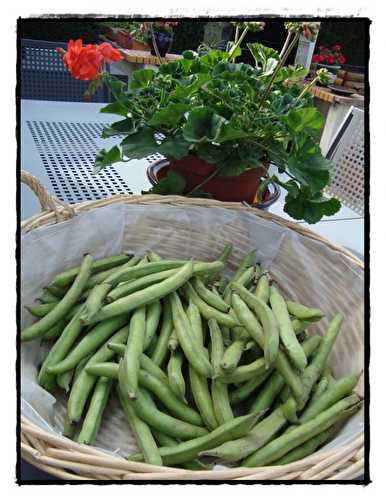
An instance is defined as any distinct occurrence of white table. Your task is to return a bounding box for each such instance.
[21,100,364,258]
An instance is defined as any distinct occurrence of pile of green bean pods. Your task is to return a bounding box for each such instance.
[21,248,362,469]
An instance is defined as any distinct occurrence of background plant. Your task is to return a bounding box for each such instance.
[312,44,346,66]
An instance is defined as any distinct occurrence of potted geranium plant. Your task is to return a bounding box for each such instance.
[59,21,341,224]
[312,44,346,74]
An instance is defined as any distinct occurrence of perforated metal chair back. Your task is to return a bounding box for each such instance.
[324,106,365,216]
[20,39,109,102]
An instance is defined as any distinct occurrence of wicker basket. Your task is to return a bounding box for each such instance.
[20,171,365,481]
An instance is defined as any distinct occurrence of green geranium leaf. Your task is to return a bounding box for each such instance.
[100,101,129,117]
[183,107,227,143]
[172,73,211,98]
[182,50,197,60]
[214,123,254,144]
[94,146,122,174]
[276,65,309,83]
[158,134,191,159]
[101,118,137,138]
[247,43,279,72]
[284,189,341,224]
[148,104,189,129]
[199,50,230,68]
[130,69,156,90]
[151,170,186,195]
[287,153,332,193]
[282,107,324,135]
[121,128,158,159]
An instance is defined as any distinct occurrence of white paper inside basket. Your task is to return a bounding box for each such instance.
[21,203,364,462]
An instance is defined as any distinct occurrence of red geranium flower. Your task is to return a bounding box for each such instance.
[59,39,122,81]
[98,42,123,63]
[312,54,322,63]
[337,55,346,64]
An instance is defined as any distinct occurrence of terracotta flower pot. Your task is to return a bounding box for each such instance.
[131,39,150,51]
[168,155,266,204]
[116,30,133,49]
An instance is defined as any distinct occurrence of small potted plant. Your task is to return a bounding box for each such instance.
[59,21,341,224]
[312,44,346,75]
[126,22,151,51]
[141,21,179,58]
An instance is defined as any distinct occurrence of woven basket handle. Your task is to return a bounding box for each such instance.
[21,170,75,219]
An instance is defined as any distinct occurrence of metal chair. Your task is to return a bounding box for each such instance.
[324,106,365,216]
[20,39,111,103]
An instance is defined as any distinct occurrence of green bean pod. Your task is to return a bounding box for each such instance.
[95,350,170,386]
[167,350,187,403]
[270,428,333,465]
[201,405,286,462]
[107,269,176,302]
[38,308,85,392]
[123,306,146,399]
[139,369,202,426]
[38,290,60,304]
[229,369,273,405]
[49,254,132,288]
[270,285,307,371]
[129,411,259,466]
[78,376,112,445]
[230,250,256,284]
[208,319,233,424]
[286,301,324,322]
[130,388,208,440]
[67,324,130,423]
[191,276,230,313]
[242,394,361,467]
[150,430,209,470]
[249,335,321,414]
[300,372,360,423]
[255,274,270,303]
[118,386,162,466]
[46,315,128,375]
[189,365,218,431]
[217,357,266,384]
[42,319,67,341]
[150,300,174,366]
[220,338,247,373]
[186,301,204,346]
[143,300,162,351]
[168,329,179,352]
[231,288,279,369]
[57,368,74,393]
[22,255,93,342]
[297,313,344,410]
[86,362,119,379]
[169,292,213,378]
[25,302,58,318]
[183,282,239,329]
[88,262,194,324]
[147,251,162,262]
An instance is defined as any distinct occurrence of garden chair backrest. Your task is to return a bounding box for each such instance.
[20,38,109,103]
[324,106,365,216]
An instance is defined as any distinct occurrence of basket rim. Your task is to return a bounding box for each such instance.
[21,415,365,481]
[21,193,364,271]
[20,179,364,480]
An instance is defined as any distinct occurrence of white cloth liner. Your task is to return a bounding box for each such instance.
[21,203,364,465]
